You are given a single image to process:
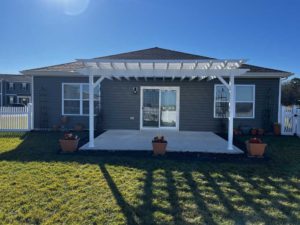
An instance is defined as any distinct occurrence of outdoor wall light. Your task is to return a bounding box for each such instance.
[132,87,138,94]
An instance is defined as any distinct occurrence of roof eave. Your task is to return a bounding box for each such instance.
[21,70,82,76]
[21,69,293,78]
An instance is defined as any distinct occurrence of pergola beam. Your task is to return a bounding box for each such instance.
[77,58,249,152]
[189,76,197,81]
[198,76,207,81]
[216,75,229,89]
[93,76,105,88]
[81,68,248,78]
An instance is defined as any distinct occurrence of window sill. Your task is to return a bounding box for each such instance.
[62,114,98,117]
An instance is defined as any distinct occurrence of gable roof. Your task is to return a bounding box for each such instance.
[0,74,31,82]
[22,47,290,74]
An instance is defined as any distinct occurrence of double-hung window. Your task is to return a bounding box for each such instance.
[214,85,255,118]
[62,83,100,116]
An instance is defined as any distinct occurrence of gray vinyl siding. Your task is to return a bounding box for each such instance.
[33,76,279,132]
[33,76,89,129]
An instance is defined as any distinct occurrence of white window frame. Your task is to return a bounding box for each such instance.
[62,83,100,116]
[214,84,255,119]
[140,86,180,130]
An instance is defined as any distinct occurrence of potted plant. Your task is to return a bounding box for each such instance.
[245,137,267,157]
[251,128,258,136]
[152,136,167,155]
[257,128,265,136]
[59,132,80,152]
[273,123,281,136]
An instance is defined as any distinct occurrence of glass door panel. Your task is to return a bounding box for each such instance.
[160,90,177,127]
[142,89,159,127]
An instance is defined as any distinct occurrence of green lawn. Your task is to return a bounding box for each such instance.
[0,132,299,225]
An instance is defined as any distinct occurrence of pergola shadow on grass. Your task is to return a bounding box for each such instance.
[0,131,300,224]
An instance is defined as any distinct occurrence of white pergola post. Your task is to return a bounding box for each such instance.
[76,59,249,151]
[227,75,235,150]
[89,74,95,148]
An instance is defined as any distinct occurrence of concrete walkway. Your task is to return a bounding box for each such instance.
[80,130,243,154]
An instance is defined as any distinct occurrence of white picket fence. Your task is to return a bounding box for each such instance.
[281,105,300,136]
[0,104,32,131]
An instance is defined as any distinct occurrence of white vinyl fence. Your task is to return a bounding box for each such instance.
[281,105,300,136]
[0,104,32,131]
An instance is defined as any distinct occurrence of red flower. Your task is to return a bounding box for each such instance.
[249,138,262,144]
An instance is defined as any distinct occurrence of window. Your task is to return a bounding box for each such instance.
[22,83,28,90]
[18,96,30,105]
[8,96,15,105]
[235,85,255,118]
[9,82,14,90]
[62,83,100,116]
[214,85,255,118]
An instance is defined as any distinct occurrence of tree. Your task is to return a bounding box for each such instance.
[281,78,300,106]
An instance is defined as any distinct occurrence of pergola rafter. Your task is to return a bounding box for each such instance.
[77,58,249,150]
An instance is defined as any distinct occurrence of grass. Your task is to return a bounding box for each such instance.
[0,132,299,225]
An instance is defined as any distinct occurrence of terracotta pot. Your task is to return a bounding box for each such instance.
[246,141,267,157]
[251,129,258,136]
[152,142,167,155]
[273,124,281,136]
[59,139,79,152]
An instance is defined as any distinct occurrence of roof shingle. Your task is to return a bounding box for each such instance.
[22,47,290,74]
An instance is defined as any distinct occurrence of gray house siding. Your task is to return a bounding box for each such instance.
[33,76,279,132]
[33,76,89,129]
[101,78,279,132]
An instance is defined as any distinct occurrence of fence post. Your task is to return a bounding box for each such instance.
[27,103,32,131]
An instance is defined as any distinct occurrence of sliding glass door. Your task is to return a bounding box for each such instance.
[142,89,159,127]
[141,87,179,129]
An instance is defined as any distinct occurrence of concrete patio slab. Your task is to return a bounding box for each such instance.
[80,130,243,154]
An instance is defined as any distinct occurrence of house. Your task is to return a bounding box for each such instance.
[21,47,292,151]
[0,74,31,106]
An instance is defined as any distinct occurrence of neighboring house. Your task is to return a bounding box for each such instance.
[0,74,31,106]
[21,47,292,147]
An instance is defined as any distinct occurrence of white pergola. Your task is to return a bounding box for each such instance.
[76,59,249,151]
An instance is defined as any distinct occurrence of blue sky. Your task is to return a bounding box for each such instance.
[0,0,299,77]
